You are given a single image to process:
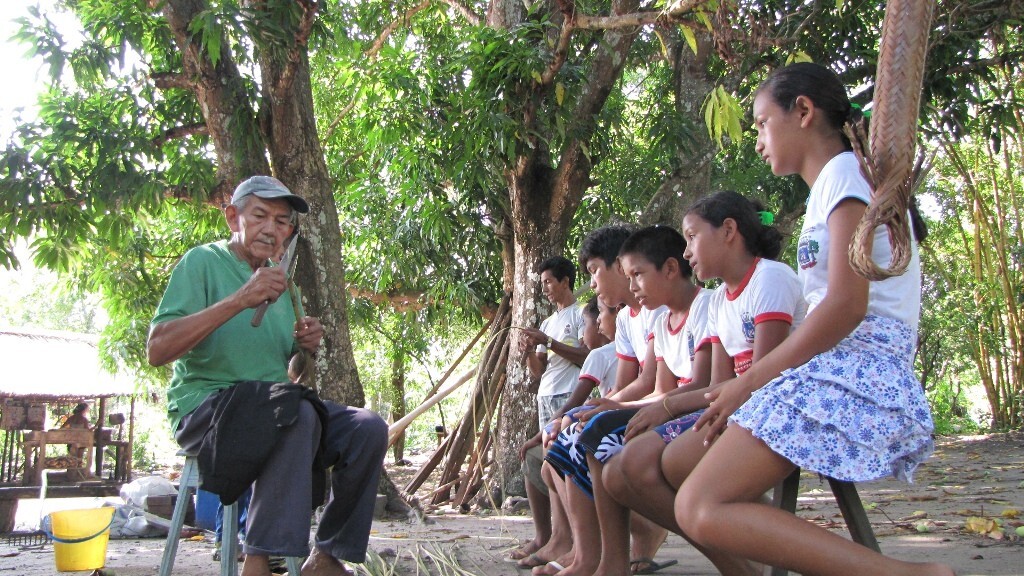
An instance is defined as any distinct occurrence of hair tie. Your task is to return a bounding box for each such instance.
[758,211,775,226]
[850,102,871,120]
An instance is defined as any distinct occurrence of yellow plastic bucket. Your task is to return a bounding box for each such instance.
[47,507,115,572]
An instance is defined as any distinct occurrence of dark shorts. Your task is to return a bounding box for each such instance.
[544,408,639,498]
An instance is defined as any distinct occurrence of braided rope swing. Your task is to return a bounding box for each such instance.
[846,0,935,281]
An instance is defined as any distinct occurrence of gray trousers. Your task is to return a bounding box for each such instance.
[176,394,387,561]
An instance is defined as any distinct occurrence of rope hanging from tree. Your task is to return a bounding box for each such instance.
[847,0,935,281]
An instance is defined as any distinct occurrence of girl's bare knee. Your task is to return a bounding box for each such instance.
[620,438,665,490]
[603,457,628,499]
[675,483,713,545]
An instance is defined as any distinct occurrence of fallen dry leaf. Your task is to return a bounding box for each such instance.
[964,516,1004,539]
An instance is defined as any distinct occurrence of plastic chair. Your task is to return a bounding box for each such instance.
[159,453,303,576]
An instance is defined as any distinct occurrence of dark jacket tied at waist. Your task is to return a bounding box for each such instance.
[197,380,335,506]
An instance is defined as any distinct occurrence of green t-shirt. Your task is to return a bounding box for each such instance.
[152,240,300,431]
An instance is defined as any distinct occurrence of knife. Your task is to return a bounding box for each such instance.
[251,234,299,327]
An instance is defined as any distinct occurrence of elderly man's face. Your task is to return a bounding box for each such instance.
[226,196,296,269]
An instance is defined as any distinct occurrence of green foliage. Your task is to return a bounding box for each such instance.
[0,255,102,333]
[353,309,483,453]
[703,85,743,148]
[3,0,1023,441]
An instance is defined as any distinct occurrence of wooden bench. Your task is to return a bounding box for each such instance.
[21,429,95,486]
[766,468,879,576]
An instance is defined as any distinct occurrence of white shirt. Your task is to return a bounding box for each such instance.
[653,288,713,385]
[615,304,667,369]
[798,152,921,332]
[579,342,619,397]
[536,303,586,397]
[707,259,806,375]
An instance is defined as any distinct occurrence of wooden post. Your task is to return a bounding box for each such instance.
[94,397,107,477]
[127,396,136,481]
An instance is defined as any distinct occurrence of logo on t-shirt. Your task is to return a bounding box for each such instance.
[798,236,820,270]
[687,332,696,360]
[741,312,755,343]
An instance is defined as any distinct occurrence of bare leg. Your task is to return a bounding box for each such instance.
[628,513,667,571]
[241,554,271,576]
[512,472,552,560]
[590,456,631,576]
[606,431,757,576]
[676,426,954,576]
[301,547,354,576]
[553,479,602,576]
[523,462,573,567]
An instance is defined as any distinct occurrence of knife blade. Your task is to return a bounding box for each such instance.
[251,234,299,327]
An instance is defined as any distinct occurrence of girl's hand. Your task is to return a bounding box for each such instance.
[623,402,670,442]
[694,377,754,446]
[543,417,563,448]
[577,397,623,422]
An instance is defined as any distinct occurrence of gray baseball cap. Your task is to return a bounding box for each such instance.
[231,175,309,213]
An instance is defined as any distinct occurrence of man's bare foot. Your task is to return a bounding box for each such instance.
[240,554,271,576]
[301,547,354,576]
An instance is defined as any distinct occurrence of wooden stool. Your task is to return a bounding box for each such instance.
[766,468,880,576]
[159,454,303,576]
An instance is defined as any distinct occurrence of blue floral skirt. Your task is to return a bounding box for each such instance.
[730,315,934,482]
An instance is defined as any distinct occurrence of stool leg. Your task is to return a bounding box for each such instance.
[222,501,239,576]
[766,468,801,576]
[159,458,198,576]
[827,478,881,552]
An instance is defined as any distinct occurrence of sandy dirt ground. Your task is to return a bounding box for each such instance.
[1,431,1021,576]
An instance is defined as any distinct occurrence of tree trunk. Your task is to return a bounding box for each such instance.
[640,29,715,228]
[486,0,642,499]
[162,0,364,405]
[162,0,270,198]
[390,346,407,462]
[254,8,365,405]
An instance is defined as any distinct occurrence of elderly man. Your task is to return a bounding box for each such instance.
[147,175,387,576]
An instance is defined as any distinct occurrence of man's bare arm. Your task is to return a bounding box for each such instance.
[147,266,287,366]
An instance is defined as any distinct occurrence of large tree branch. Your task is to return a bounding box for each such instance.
[540,0,576,85]
[163,0,269,188]
[367,0,432,59]
[367,0,483,60]
[151,71,194,91]
[273,0,319,100]
[574,0,706,30]
[439,0,482,25]
[152,123,209,147]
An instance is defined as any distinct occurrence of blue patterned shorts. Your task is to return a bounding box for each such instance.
[545,409,637,497]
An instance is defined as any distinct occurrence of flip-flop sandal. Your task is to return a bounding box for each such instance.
[630,558,679,574]
[531,560,566,576]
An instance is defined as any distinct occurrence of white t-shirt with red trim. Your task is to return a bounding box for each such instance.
[798,152,921,332]
[579,342,619,397]
[707,258,806,375]
[615,304,667,369]
[653,288,713,385]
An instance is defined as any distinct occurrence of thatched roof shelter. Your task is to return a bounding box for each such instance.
[0,328,138,489]
[0,328,135,402]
